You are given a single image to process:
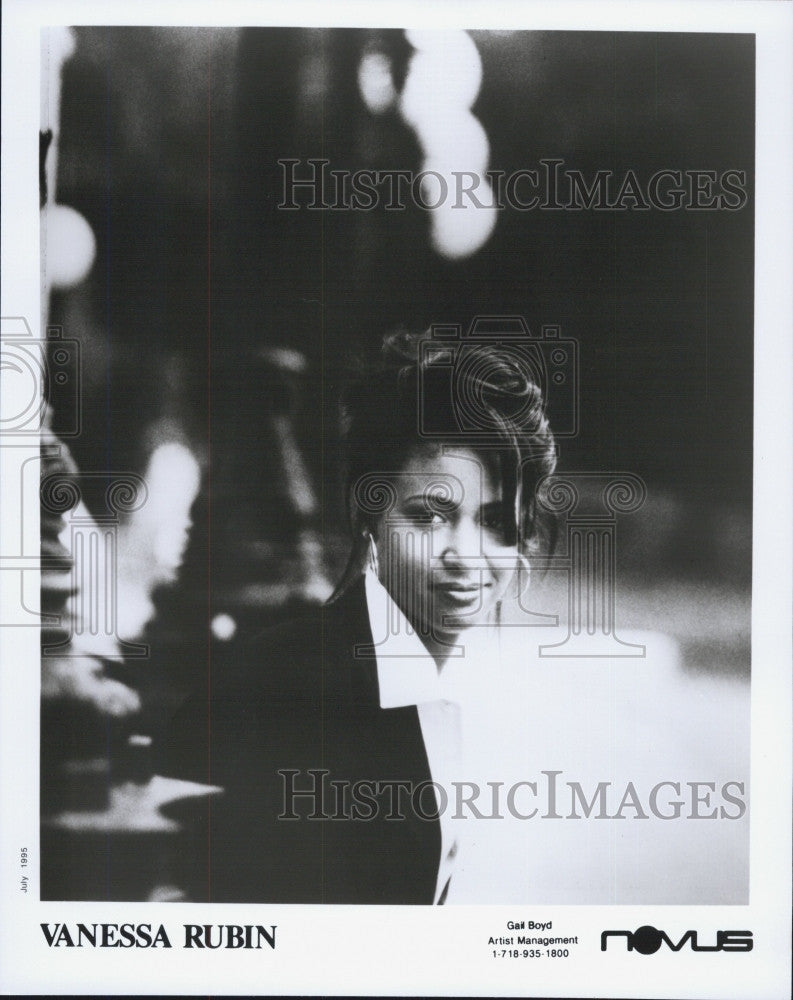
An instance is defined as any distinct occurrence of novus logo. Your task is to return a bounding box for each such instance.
[601,925,753,954]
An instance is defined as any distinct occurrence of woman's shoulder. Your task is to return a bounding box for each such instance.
[157,578,377,784]
[235,577,370,694]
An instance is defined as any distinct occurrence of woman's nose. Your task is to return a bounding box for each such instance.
[440,517,481,564]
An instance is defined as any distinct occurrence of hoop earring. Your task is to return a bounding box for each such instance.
[365,531,380,578]
[515,553,531,596]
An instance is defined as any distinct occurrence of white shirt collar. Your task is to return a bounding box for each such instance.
[363,570,465,709]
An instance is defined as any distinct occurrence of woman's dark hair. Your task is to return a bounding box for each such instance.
[332,329,558,598]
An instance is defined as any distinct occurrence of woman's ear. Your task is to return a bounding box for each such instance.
[327,521,373,603]
[349,492,381,576]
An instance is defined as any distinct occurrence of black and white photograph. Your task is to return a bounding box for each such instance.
[1,1,791,997]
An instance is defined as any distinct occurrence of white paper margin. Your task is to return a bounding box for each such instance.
[1,1,791,997]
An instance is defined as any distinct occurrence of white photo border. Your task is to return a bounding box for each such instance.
[1,1,791,997]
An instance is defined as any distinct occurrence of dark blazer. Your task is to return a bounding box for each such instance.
[161,578,441,903]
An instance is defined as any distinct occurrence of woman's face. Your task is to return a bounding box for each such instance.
[372,446,519,649]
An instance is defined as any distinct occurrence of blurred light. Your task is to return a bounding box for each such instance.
[114,440,201,641]
[50,26,76,63]
[42,203,96,290]
[298,50,330,106]
[258,345,307,374]
[142,442,201,575]
[399,30,495,260]
[149,885,189,903]
[40,27,75,132]
[401,32,482,118]
[211,613,237,642]
[405,28,482,78]
[429,196,498,260]
[417,114,490,171]
[358,52,397,114]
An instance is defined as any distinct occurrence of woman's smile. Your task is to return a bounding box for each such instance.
[432,578,490,605]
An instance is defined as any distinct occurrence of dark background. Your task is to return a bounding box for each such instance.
[49,27,754,678]
[40,27,755,901]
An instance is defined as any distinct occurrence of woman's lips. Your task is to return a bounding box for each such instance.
[432,581,489,605]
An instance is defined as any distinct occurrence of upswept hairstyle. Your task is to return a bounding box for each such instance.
[331,329,558,599]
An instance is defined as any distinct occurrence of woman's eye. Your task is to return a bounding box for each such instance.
[404,506,446,526]
[481,509,505,534]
